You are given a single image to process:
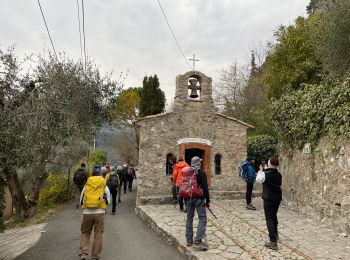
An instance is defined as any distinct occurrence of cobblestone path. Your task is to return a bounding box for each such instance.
[138,199,350,259]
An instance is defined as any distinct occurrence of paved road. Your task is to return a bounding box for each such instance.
[16,182,186,260]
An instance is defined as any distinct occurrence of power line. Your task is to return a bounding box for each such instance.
[37,0,58,60]
[76,0,83,63]
[157,0,192,69]
[81,0,87,71]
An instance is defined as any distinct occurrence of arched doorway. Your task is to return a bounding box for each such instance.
[184,148,204,166]
[178,142,211,186]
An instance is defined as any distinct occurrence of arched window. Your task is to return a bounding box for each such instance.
[215,154,222,175]
[166,153,175,176]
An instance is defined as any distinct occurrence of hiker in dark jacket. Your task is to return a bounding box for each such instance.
[126,164,136,192]
[73,163,88,209]
[116,166,125,203]
[243,157,257,210]
[185,156,210,251]
[107,167,120,215]
[256,156,282,250]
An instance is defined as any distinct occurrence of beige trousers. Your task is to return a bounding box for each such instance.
[80,213,105,259]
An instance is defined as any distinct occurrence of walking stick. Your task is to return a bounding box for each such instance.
[208,207,217,219]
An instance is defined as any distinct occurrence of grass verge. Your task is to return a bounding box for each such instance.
[4,203,66,230]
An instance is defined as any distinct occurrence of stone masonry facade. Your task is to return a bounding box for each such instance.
[281,138,350,233]
[136,71,253,205]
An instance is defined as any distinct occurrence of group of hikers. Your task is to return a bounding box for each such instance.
[169,154,282,252]
[73,162,136,260]
[72,153,282,259]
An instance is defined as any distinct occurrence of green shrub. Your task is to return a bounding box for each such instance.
[89,149,107,165]
[247,134,278,163]
[270,77,350,148]
[38,173,73,207]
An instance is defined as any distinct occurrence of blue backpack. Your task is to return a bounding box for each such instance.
[238,161,249,181]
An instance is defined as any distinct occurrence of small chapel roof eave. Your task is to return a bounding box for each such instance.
[135,112,171,124]
[215,113,254,129]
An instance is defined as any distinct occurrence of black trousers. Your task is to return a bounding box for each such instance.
[176,187,184,210]
[111,189,118,213]
[172,183,177,202]
[127,175,134,191]
[246,182,254,204]
[263,200,281,242]
[123,177,127,193]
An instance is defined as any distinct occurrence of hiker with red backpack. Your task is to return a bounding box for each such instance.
[79,166,110,260]
[180,156,210,251]
[73,163,88,209]
[172,155,189,212]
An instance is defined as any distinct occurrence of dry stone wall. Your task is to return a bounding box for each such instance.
[280,138,350,233]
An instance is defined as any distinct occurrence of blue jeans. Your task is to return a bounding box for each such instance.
[185,198,207,243]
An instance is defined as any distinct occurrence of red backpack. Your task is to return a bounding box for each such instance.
[179,166,203,199]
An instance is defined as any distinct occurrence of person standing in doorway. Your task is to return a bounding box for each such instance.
[73,163,88,209]
[185,156,210,251]
[256,156,282,250]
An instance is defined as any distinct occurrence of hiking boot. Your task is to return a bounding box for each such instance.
[179,208,184,212]
[118,200,121,203]
[264,241,278,250]
[246,204,256,210]
[193,241,208,251]
[80,253,88,260]
[186,240,193,247]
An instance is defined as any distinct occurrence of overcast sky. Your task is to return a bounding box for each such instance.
[1,0,309,104]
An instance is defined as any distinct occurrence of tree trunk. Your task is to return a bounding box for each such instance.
[3,165,32,220]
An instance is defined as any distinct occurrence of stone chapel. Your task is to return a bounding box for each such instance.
[136,71,253,205]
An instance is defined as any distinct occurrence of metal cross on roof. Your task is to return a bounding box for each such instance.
[189,54,199,71]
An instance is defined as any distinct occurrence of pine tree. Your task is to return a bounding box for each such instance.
[139,75,166,117]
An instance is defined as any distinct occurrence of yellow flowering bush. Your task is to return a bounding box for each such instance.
[38,173,74,207]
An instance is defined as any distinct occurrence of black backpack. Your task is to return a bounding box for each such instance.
[107,174,119,191]
[74,169,87,186]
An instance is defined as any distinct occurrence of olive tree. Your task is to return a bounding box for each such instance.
[0,47,121,219]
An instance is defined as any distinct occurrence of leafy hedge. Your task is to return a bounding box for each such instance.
[38,174,74,207]
[270,77,350,148]
[247,134,278,163]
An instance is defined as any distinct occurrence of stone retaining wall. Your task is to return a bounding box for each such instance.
[281,138,350,233]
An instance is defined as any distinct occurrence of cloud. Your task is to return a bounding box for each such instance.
[1,0,309,102]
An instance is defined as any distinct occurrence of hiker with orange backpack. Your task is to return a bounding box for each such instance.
[79,166,110,260]
[180,156,210,251]
[172,155,189,212]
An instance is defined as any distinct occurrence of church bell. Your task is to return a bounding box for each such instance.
[189,78,199,98]
[189,88,199,98]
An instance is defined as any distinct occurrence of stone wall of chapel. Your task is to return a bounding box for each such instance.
[136,111,248,204]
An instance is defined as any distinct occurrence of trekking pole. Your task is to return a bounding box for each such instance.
[208,207,217,219]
